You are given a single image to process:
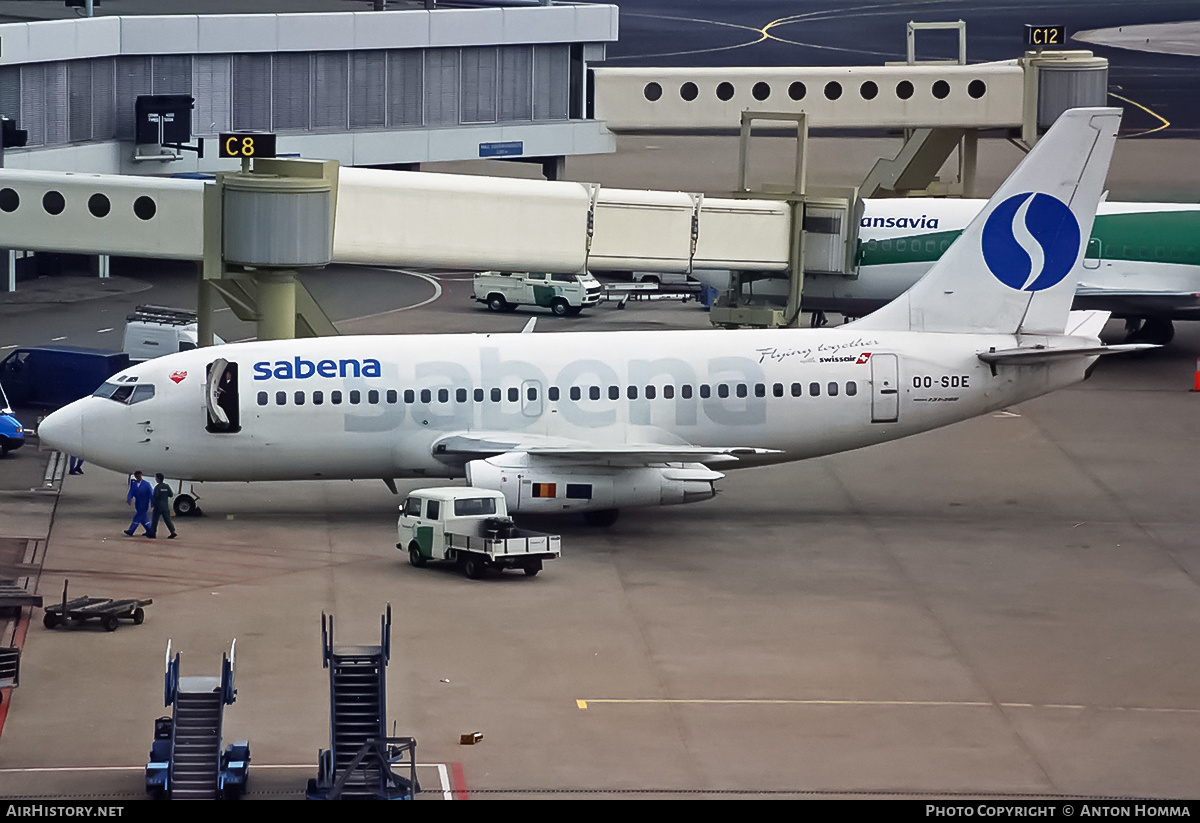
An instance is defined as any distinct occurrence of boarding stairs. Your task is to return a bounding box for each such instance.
[146,641,249,800]
[308,606,417,800]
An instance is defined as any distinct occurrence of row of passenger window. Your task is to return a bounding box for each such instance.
[256,381,860,407]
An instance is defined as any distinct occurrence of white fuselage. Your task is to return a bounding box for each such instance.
[48,327,1090,482]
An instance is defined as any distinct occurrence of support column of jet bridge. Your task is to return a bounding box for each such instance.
[199,155,339,344]
[710,111,859,330]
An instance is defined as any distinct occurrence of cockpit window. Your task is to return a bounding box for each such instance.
[93,381,155,405]
[129,384,155,404]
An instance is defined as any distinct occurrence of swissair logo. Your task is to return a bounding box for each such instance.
[169,371,188,384]
[856,353,872,365]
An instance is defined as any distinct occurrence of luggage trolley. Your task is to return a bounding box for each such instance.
[42,580,152,632]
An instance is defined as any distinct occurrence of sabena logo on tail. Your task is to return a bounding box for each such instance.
[981,192,1082,292]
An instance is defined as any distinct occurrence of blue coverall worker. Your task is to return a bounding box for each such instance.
[125,471,153,536]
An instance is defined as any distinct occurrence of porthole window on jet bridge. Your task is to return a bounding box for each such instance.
[88,193,111,218]
[860,81,878,100]
[206,361,241,434]
[824,81,842,100]
[644,82,663,101]
[896,80,914,100]
[0,188,18,213]
[42,191,65,215]
[716,82,735,101]
[932,80,950,100]
[680,82,698,101]
[752,82,771,101]
[133,196,156,220]
[788,81,806,100]
[968,79,986,99]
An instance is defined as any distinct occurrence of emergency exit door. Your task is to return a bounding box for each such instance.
[870,353,899,423]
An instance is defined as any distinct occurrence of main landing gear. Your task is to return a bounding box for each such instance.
[1124,318,1175,346]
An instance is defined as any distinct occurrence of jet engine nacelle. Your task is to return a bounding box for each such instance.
[465,456,721,514]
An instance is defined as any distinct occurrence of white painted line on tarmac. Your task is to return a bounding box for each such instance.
[576,698,1200,714]
[96,327,113,333]
[0,762,458,798]
[50,336,66,341]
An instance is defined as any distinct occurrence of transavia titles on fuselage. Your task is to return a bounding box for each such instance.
[39,108,1149,522]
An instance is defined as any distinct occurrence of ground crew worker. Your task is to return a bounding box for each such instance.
[148,473,177,540]
[124,470,152,537]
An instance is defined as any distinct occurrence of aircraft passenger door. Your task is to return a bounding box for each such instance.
[870,354,899,423]
[521,380,543,418]
[1083,237,1102,270]
[205,358,241,433]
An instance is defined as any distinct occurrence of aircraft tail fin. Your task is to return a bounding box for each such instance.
[850,108,1121,335]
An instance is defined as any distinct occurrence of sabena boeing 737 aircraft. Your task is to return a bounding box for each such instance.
[39,108,1145,524]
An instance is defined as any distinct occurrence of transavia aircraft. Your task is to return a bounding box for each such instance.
[39,108,1148,523]
[697,199,1200,346]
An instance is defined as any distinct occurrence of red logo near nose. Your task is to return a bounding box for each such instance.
[169,371,187,384]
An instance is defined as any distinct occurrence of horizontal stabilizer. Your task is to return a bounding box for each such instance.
[978,343,1155,365]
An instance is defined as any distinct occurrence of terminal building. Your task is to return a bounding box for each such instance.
[0,4,618,176]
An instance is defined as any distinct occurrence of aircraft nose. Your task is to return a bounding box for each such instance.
[38,402,84,457]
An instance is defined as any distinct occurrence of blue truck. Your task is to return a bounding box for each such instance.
[0,382,23,456]
[0,346,130,410]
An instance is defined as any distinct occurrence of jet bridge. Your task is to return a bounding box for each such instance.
[0,161,799,333]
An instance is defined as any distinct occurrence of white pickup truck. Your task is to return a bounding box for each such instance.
[397,487,561,579]
[473,271,602,316]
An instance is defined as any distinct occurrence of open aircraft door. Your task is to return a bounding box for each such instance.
[870,353,899,423]
[205,358,241,433]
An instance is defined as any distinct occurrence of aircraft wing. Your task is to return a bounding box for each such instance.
[431,432,782,466]
[1074,284,1200,316]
